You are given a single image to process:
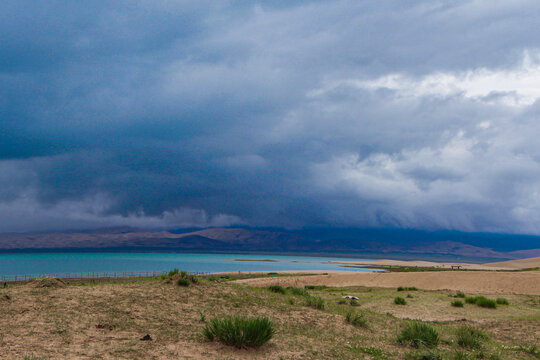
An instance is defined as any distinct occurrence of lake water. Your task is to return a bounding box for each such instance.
[0,252,379,277]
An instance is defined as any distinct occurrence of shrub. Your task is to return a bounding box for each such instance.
[475,297,497,308]
[304,296,325,310]
[177,278,190,287]
[451,300,464,307]
[189,275,199,284]
[495,298,509,305]
[464,296,476,304]
[287,298,295,305]
[287,287,309,296]
[455,291,466,298]
[395,296,407,305]
[345,311,368,328]
[268,285,286,294]
[398,322,440,348]
[407,294,414,298]
[202,316,274,348]
[168,268,179,276]
[456,326,488,349]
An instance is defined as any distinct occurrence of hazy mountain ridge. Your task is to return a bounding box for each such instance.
[1,227,539,262]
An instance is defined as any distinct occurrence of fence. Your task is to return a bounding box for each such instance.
[0,270,211,283]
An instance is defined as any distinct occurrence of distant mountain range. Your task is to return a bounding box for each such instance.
[1,227,539,263]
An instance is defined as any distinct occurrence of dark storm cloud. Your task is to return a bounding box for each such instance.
[2,1,540,233]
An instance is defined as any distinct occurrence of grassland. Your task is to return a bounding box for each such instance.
[0,273,538,359]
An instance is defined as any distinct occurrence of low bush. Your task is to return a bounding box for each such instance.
[395,296,407,305]
[398,322,440,348]
[177,278,190,287]
[456,326,488,349]
[464,296,476,304]
[495,298,509,305]
[451,300,464,307]
[455,291,466,298]
[345,311,368,328]
[202,315,274,348]
[304,295,325,310]
[268,285,286,294]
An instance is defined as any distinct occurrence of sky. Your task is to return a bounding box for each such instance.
[2,1,540,234]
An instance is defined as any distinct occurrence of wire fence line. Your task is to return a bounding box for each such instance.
[0,270,212,282]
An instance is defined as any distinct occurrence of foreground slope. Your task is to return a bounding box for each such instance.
[0,274,538,359]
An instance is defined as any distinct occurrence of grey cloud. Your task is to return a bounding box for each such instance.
[1,1,540,233]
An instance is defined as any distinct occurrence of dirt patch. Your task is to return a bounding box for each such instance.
[30,277,67,288]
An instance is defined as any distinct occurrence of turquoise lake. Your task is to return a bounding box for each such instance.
[0,252,378,278]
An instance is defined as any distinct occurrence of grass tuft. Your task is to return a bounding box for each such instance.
[202,315,274,348]
[304,295,325,310]
[456,325,488,349]
[451,300,464,307]
[394,296,407,305]
[268,285,286,294]
[398,286,418,291]
[168,268,179,276]
[286,287,309,296]
[345,310,368,328]
[495,298,509,305]
[177,278,190,287]
[404,351,442,360]
[398,322,440,348]
[464,296,497,308]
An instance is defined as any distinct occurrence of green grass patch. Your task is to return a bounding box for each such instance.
[286,286,309,296]
[268,285,286,294]
[495,298,509,305]
[304,285,327,290]
[398,322,440,348]
[345,310,368,328]
[304,295,325,310]
[451,300,464,307]
[202,315,274,348]
[456,326,488,349]
[398,286,419,291]
[177,278,190,287]
[464,296,497,308]
[404,351,443,360]
[394,296,407,305]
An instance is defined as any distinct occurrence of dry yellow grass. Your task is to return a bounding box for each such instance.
[0,274,538,359]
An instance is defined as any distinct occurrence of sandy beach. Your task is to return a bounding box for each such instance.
[235,257,540,295]
[328,256,540,271]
